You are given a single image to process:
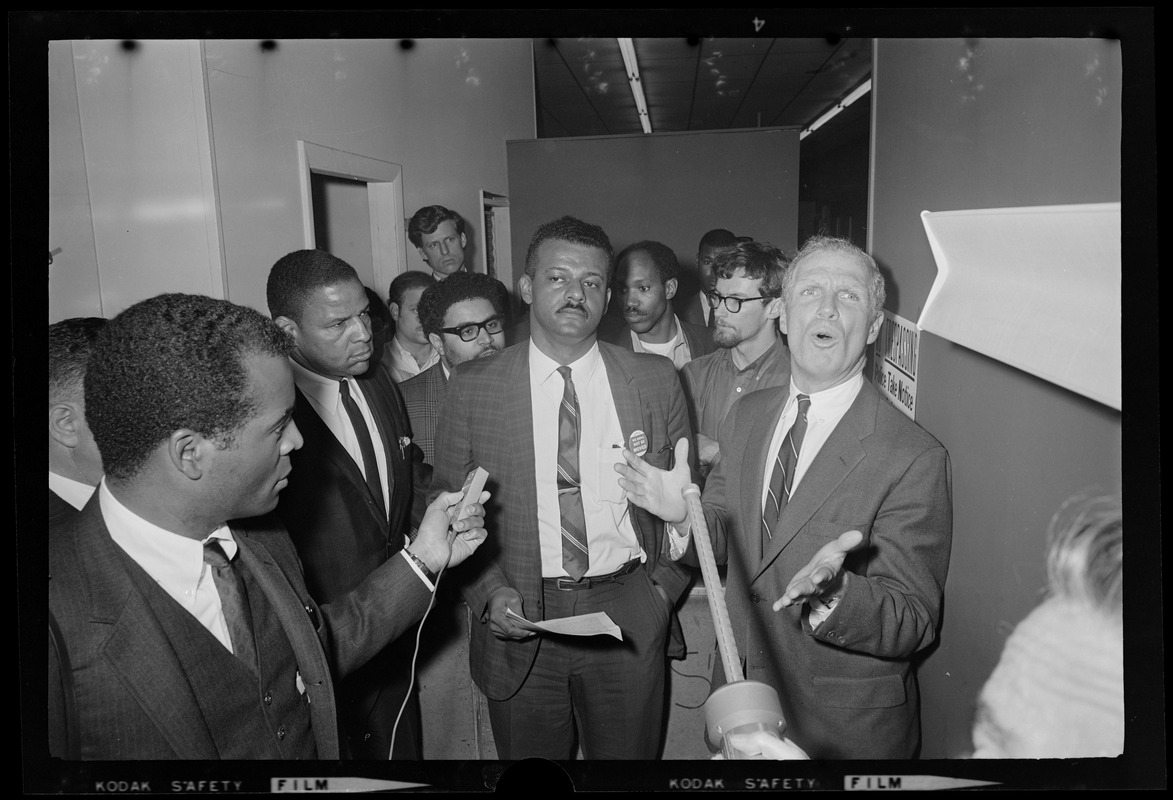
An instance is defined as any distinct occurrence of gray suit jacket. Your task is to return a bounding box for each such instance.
[47,494,432,759]
[695,379,953,759]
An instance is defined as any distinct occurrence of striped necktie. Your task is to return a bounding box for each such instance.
[556,366,589,580]
[761,394,810,556]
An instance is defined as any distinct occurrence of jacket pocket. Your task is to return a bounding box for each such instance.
[813,673,906,709]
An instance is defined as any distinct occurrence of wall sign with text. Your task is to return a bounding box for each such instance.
[871,310,919,421]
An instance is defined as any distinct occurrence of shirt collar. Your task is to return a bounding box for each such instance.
[788,371,863,414]
[49,471,97,511]
[100,479,238,593]
[529,338,602,386]
[289,358,343,412]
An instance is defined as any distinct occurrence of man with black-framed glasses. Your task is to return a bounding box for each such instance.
[402,271,510,467]
[681,240,792,478]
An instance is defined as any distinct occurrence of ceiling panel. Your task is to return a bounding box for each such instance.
[533,37,871,139]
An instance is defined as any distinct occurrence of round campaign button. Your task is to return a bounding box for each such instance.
[628,430,649,457]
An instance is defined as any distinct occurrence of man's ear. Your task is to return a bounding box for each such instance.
[765,295,784,321]
[427,332,445,359]
[664,277,678,301]
[274,315,299,342]
[389,301,402,323]
[518,275,533,306]
[459,232,467,249]
[867,310,884,345]
[168,429,207,481]
[776,298,788,333]
[49,402,81,447]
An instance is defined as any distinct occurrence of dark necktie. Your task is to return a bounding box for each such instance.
[556,366,589,580]
[339,378,386,519]
[203,539,258,673]
[761,394,811,556]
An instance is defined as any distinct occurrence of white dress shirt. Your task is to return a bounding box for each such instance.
[529,341,644,578]
[49,471,96,511]
[289,360,390,516]
[388,337,439,383]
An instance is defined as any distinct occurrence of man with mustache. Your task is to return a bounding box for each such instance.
[400,270,510,467]
[430,216,694,759]
[680,240,792,478]
[266,250,432,760]
[599,240,715,370]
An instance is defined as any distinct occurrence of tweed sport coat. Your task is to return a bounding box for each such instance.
[430,340,695,701]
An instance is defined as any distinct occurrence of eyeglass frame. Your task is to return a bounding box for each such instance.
[437,315,506,342]
[704,291,775,313]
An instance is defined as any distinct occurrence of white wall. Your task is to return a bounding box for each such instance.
[48,38,536,320]
[204,38,535,312]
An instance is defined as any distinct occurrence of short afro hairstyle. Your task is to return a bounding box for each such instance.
[523,216,613,280]
[86,293,293,482]
[49,317,107,402]
[266,249,361,324]
[408,205,465,248]
[614,240,680,286]
[699,228,737,250]
[784,235,886,318]
[417,271,510,339]
[712,240,790,298]
[387,270,438,308]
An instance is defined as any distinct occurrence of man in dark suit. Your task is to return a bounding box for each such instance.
[678,228,738,328]
[48,317,106,530]
[266,250,432,760]
[401,270,509,467]
[431,216,694,759]
[48,293,486,759]
[598,240,716,369]
[617,235,953,759]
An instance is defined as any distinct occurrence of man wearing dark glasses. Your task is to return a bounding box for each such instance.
[680,240,792,478]
[403,271,510,466]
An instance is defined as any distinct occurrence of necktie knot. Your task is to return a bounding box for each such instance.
[203,539,231,568]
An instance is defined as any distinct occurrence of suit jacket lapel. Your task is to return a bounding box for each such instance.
[599,345,653,547]
[757,381,876,578]
[77,501,218,758]
[293,386,386,529]
[233,531,340,759]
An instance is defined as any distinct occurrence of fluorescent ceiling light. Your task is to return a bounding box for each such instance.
[800,78,871,140]
[617,37,652,134]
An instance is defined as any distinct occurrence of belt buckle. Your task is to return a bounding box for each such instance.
[555,576,586,591]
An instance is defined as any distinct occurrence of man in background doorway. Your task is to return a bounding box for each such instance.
[385,270,439,384]
[599,240,715,370]
[48,317,107,531]
[680,228,739,327]
[408,205,469,281]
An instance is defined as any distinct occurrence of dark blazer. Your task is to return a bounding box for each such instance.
[431,340,694,701]
[47,495,432,759]
[275,355,431,757]
[695,379,953,759]
[399,362,447,467]
[597,312,716,364]
[49,488,78,533]
[677,291,709,328]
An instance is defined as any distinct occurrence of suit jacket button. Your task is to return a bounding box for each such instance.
[750,593,760,604]
[276,726,286,740]
[264,691,273,705]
